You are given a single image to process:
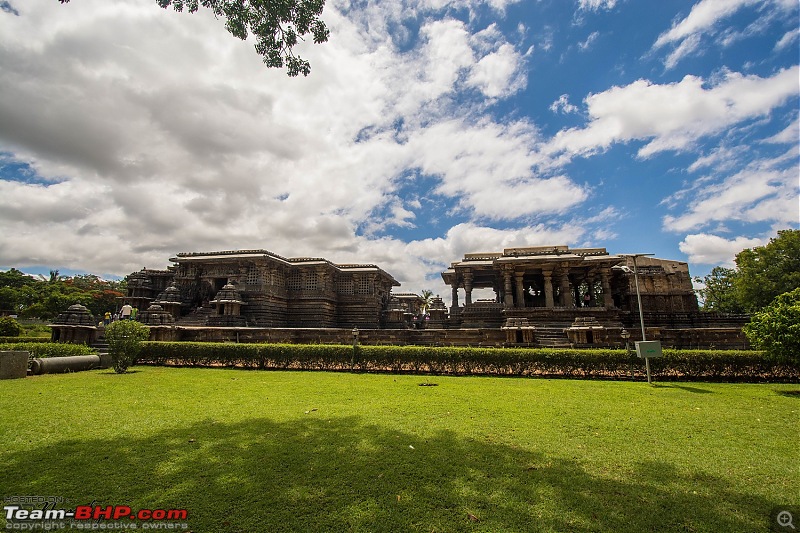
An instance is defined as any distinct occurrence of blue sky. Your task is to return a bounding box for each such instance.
[0,0,798,297]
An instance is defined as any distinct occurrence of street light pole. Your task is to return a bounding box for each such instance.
[619,253,655,384]
[631,255,646,342]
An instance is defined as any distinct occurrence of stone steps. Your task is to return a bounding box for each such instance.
[176,307,214,327]
[534,327,571,348]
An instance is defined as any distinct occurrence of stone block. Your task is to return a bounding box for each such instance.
[0,351,29,380]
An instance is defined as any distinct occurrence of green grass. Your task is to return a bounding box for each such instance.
[1,367,797,532]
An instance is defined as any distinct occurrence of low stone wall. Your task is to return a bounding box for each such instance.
[158,325,746,349]
[170,326,508,347]
[658,328,749,350]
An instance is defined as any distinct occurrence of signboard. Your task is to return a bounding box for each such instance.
[635,340,662,359]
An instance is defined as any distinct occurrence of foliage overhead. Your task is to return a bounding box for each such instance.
[59,0,329,76]
[744,287,800,365]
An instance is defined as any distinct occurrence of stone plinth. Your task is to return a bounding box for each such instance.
[0,351,29,379]
[502,318,536,344]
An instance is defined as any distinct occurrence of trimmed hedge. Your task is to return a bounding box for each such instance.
[0,337,51,344]
[0,342,96,359]
[137,342,799,382]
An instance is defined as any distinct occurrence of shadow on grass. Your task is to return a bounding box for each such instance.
[0,416,777,532]
[654,384,714,394]
[774,389,800,398]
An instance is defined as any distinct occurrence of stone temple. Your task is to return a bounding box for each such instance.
[107,245,747,348]
[442,245,697,328]
[124,250,405,329]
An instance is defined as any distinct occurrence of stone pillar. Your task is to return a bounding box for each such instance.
[559,272,573,308]
[503,271,514,308]
[463,272,473,306]
[587,275,596,307]
[514,273,526,308]
[451,284,460,314]
[601,271,613,308]
[543,271,555,309]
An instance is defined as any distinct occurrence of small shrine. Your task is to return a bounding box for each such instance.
[208,282,247,327]
[49,304,97,344]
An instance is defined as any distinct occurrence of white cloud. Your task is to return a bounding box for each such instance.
[678,233,767,265]
[466,42,527,98]
[549,94,579,114]
[762,117,799,144]
[405,119,588,220]
[774,28,799,50]
[0,0,574,299]
[653,0,794,68]
[663,164,799,233]
[579,31,600,51]
[578,0,618,11]
[545,66,800,160]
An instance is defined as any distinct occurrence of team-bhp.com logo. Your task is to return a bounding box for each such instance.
[4,497,189,530]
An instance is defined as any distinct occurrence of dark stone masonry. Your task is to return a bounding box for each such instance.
[51,246,750,349]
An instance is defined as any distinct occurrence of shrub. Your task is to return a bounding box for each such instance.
[744,288,800,365]
[105,321,150,373]
[135,342,799,382]
[0,337,51,344]
[0,342,95,358]
[0,317,21,337]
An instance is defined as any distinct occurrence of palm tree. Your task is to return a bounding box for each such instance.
[420,289,434,315]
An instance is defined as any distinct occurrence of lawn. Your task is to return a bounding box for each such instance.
[1,367,797,532]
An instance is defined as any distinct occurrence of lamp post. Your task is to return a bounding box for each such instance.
[621,328,632,379]
[351,326,359,370]
[615,253,656,384]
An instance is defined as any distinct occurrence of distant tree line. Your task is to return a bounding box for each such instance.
[695,229,799,314]
[694,229,800,364]
[0,269,125,320]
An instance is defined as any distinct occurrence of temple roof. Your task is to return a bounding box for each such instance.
[170,249,400,286]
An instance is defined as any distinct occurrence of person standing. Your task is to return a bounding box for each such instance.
[121,303,133,320]
[104,311,111,325]
[130,306,138,321]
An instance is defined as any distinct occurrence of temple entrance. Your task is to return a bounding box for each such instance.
[214,278,227,293]
[523,274,546,308]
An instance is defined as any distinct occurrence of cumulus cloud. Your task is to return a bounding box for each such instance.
[544,66,800,161]
[679,233,767,265]
[0,0,587,298]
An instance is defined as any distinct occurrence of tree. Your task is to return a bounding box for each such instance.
[105,320,151,373]
[734,229,800,312]
[419,289,434,315]
[0,317,22,337]
[694,267,744,313]
[744,287,800,365]
[60,0,329,77]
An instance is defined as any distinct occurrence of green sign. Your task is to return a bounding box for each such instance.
[635,340,662,359]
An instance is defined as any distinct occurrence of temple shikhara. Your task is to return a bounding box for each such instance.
[51,244,747,348]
